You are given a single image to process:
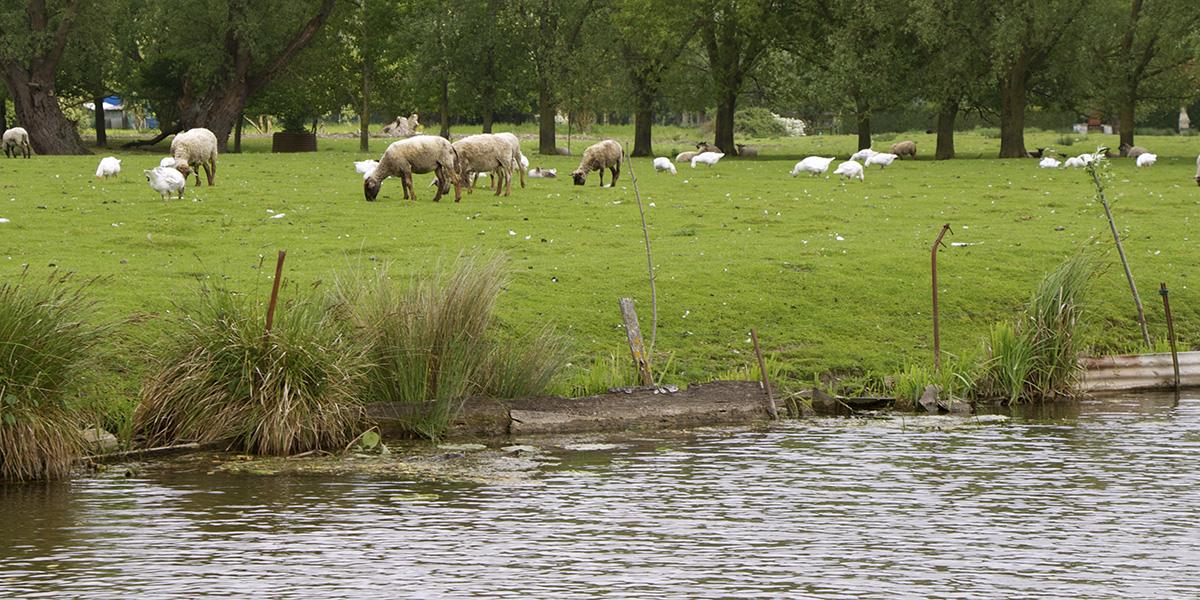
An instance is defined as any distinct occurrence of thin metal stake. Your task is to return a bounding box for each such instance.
[750,328,778,420]
[931,224,952,372]
[1160,283,1180,392]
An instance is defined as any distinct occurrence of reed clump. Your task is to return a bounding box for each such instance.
[134,283,371,455]
[0,272,108,481]
[328,254,571,440]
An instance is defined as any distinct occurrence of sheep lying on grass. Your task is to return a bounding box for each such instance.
[171,128,218,186]
[1119,143,1149,159]
[675,151,698,163]
[2,127,30,159]
[365,136,461,202]
[528,167,557,178]
[571,140,623,186]
[891,140,916,159]
[735,144,757,157]
[453,134,516,197]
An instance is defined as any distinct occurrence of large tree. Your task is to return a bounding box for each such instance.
[611,0,696,156]
[516,0,596,154]
[0,0,91,155]
[131,0,338,152]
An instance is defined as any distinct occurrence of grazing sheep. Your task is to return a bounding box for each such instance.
[653,157,677,174]
[365,135,461,202]
[1136,153,1157,169]
[170,128,218,186]
[95,156,121,179]
[494,132,527,189]
[866,153,899,169]
[850,148,878,162]
[570,140,624,186]
[528,167,557,178]
[2,127,31,159]
[1118,142,1149,158]
[1039,156,1061,168]
[691,151,725,169]
[144,166,186,200]
[453,134,516,196]
[354,159,379,179]
[735,143,757,157]
[833,160,864,182]
[675,151,699,163]
[891,140,916,159]
[791,156,836,177]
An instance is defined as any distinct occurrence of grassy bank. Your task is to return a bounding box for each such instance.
[2,128,1198,405]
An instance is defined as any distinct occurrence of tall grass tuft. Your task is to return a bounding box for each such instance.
[0,271,108,481]
[329,254,569,439]
[134,283,371,455]
[979,250,1102,402]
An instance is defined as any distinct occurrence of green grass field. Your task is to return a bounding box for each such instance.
[3,127,1199,400]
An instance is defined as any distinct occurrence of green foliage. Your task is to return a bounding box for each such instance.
[0,271,108,481]
[735,107,786,138]
[134,280,372,455]
[552,354,636,397]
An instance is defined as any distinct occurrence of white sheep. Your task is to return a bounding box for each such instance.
[95,156,121,179]
[571,140,624,186]
[2,127,31,159]
[170,128,218,186]
[528,167,557,178]
[144,166,186,200]
[791,156,836,177]
[833,160,864,182]
[891,140,916,159]
[653,157,676,174]
[691,151,724,169]
[1039,156,1061,168]
[494,132,527,189]
[365,135,461,202]
[1136,153,1157,169]
[866,153,899,169]
[850,148,878,162]
[675,151,699,163]
[453,134,516,196]
[735,143,757,157]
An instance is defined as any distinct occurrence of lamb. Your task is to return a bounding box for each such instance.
[95,156,121,179]
[890,141,916,159]
[850,148,879,162]
[528,167,557,178]
[1136,153,1157,169]
[691,151,724,169]
[833,160,864,181]
[365,135,461,202]
[1039,156,1061,168]
[675,151,699,163]
[653,157,677,174]
[170,128,218,186]
[1118,142,1149,159]
[791,156,836,177]
[735,144,757,157]
[144,166,186,200]
[866,153,899,169]
[453,134,516,196]
[571,140,624,186]
[2,127,30,159]
[494,132,527,189]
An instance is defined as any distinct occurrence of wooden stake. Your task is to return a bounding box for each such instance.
[263,250,286,349]
[750,328,778,420]
[619,298,654,386]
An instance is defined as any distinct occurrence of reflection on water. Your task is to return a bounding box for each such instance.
[3,392,1200,599]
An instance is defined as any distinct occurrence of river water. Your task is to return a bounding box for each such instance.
[3,392,1199,599]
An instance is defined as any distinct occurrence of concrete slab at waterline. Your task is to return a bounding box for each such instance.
[1078,351,1200,392]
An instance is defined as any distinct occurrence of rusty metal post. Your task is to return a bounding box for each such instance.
[619,298,654,386]
[931,224,952,372]
[1160,283,1180,392]
[750,328,778,420]
[263,250,286,349]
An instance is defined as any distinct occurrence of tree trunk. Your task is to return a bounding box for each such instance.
[632,109,653,157]
[0,67,90,155]
[360,55,371,152]
[234,112,242,153]
[538,80,556,154]
[714,90,736,155]
[482,107,494,133]
[1118,98,1135,149]
[856,115,871,152]
[92,94,107,148]
[998,74,1028,158]
[935,100,957,160]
